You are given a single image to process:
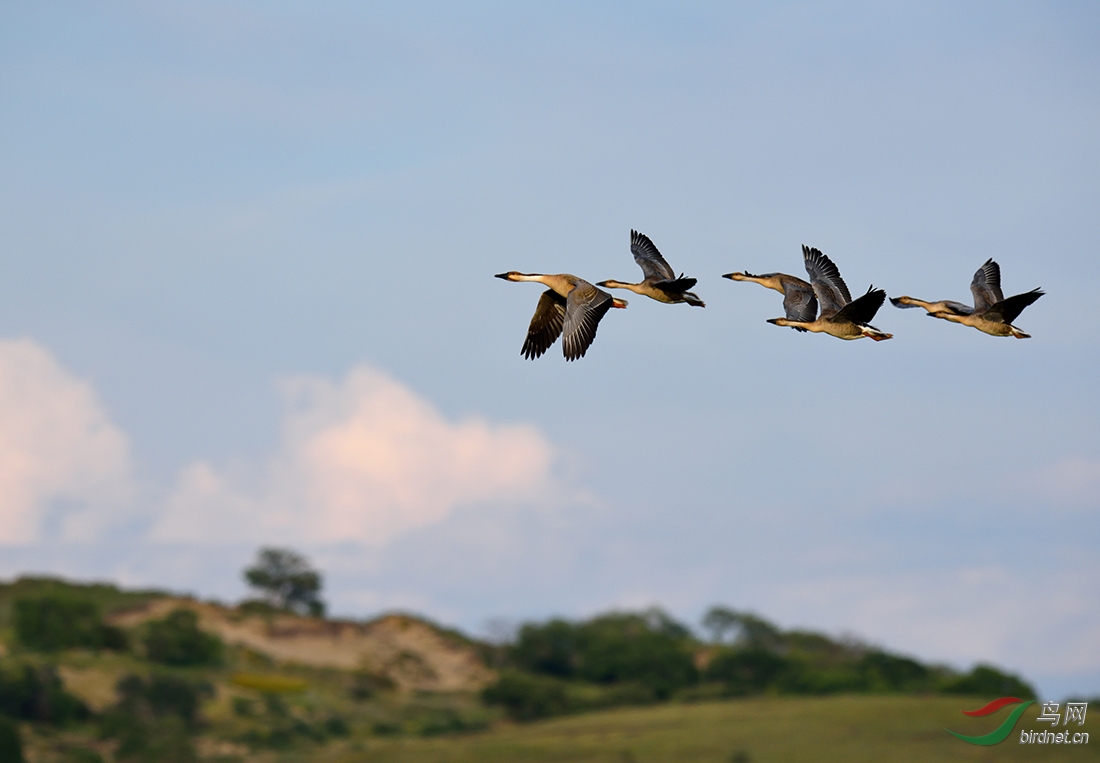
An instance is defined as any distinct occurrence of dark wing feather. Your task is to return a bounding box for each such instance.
[656,276,698,293]
[803,245,852,317]
[521,289,566,359]
[783,279,818,323]
[971,258,1004,311]
[562,281,614,361]
[630,229,676,282]
[982,288,1043,325]
[834,286,886,325]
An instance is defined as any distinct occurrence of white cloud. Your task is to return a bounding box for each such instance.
[0,338,135,543]
[152,364,558,545]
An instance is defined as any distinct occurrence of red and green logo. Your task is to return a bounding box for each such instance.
[946,697,1034,745]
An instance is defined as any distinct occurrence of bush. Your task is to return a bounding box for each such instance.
[12,596,126,653]
[510,610,697,700]
[100,673,213,763]
[941,664,1036,699]
[482,672,572,721]
[0,715,24,763]
[142,609,222,666]
[704,648,788,694]
[0,662,89,724]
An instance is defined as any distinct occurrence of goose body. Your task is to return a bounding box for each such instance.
[766,246,892,341]
[597,230,705,307]
[890,258,1043,338]
[722,270,817,332]
[495,271,627,360]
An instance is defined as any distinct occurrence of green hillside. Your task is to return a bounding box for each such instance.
[0,572,1089,763]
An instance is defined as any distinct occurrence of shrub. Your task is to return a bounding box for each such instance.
[704,648,788,694]
[510,610,697,700]
[142,609,222,666]
[0,662,89,724]
[482,672,572,721]
[941,664,1036,699]
[12,596,126,652]
[100,673,213,763]
[0,715,24,763]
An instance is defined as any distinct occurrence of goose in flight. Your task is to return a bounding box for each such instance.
[722,269,817,332]
[495,272,627,360]
[597,230,705,307]
[766,246,892,341]
[890,259,1043,338]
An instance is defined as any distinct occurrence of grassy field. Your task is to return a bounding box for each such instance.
[294,695,1098,763]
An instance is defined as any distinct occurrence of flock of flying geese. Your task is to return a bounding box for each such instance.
[495,230,1044,360]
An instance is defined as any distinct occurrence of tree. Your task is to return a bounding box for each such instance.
[142,609,223,666]
[701,607,781,650]
[242,548,325,617]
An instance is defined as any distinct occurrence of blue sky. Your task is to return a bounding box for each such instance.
[1,2,1098,700]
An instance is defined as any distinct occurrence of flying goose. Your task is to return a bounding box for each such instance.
[597,230,705,307]
[722,269,817,332]
[766,246,892,341]
[890,259,1043,338]
[495,272,627,360]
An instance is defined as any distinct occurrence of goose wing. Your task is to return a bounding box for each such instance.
[781,277,818,323]
[803,245,852,318]
[971,258,1004,312]
[630,229,676,282]
[521,289,567,359]
[834,286,886,325]
[562,280,615,361]
[982,288,1043,325]
[656,276,698,294]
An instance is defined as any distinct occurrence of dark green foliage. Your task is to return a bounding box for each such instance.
[856,651,932,691]
[702,608,781,650]
[941,664,1036,699]
[242,548,325,617]
[12,596,126,653]
[0,716,24,763]
[0,662,88,724]
[482,672,572,721]
[0,577,166,628]
[236,694,352,750]
[704,648,788,694]
[142,609,222,666]
[512,619,577,677]
[99,673,213,763]
[60,749,105,763]
[511,609,696,700]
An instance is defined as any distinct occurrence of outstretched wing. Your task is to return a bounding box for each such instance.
[782,278,818,324]
[562,280,615,361]
[803,245,852,317]
[971,258,1004,312]
[521,289,566,359]
[835,286,886,325]
[982,288,1043,325]
[630,229,676,282]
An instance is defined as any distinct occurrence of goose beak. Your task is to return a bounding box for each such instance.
[611,298,628,309]
[494,272,510,280]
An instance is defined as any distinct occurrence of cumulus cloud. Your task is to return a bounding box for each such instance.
[0,338,135,543]
[152,365,558,545]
